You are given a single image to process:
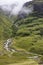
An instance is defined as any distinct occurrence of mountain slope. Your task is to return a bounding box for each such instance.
[0,15,12,40]
[12,14,43,55]
[0,1,43,65]
[0,13,40,65]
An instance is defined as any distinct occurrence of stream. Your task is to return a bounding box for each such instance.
[4,39,15,52]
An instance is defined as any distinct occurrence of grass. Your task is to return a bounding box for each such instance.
[0,51,39,65]
[8,60,39,65]
[13,36,43,55]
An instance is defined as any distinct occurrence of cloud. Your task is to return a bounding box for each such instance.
[0,0,32,15]
[0,0,32,5]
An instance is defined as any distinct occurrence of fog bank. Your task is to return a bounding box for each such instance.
[0,0,33,15]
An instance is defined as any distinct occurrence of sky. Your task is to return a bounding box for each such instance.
[0,0,32,15]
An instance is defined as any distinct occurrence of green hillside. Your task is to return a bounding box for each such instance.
[0,13,43,65]
[0,15,12,40]
[14,15,43,55]
[10,14,43,65]
[0,14,12,52]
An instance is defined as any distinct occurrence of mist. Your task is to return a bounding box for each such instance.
[0,0,33,15]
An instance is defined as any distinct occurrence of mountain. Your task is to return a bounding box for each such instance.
[18,1,33,19]
[0,1,43,55]
[0,0,43,65]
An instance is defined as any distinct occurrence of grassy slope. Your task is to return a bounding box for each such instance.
[0,15,12,51]
[13,16,43,55]
[0,14,43,65]
[8,60,38,65]
[9,15,43,65]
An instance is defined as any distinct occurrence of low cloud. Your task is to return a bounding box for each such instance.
[0,0,33,15]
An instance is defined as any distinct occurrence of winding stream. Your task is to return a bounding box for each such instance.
[4,39,15,52]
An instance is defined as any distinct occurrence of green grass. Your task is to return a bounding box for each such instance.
[8,60,39,65]
[0,51,39,65]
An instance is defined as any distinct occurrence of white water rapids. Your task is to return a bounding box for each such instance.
[4,39,15,52]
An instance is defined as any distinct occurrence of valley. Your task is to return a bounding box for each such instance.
[0,0,43,65]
